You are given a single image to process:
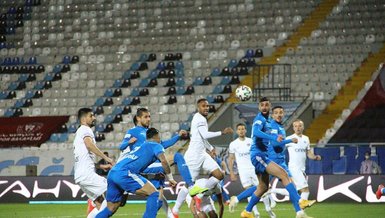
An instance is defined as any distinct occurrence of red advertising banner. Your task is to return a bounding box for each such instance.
[0,116,69,147]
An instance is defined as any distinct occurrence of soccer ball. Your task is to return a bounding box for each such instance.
[235,85,253,101]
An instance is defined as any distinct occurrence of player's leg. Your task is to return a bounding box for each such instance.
[202,154,224,189]
[134,180,160,218]
[95,172,123,218]
[185,158,209,196]
[229,171,258,212]
[78,173,108,217]
[376,184,385,199]
[174,152,194,187]
[172,186,189,217]
[241,173,270,217]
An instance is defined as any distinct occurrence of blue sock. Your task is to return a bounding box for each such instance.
[285,183,301,212]
[143,192,159,218]
[222,188,230,202]
[237,186,257,201]
[174,152,194,187]
[245,193,260,212]
[382,188,385,194]
[157,198,163,211]
[95,207,113,218]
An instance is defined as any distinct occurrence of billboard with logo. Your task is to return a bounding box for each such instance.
[1,175,384,203]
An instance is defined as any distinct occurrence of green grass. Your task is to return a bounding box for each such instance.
[0,202,382,218]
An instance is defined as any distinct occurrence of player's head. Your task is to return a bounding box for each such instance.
[258,97,270,116]
[77,108,96,127]
[146,127,160,143]
[293,119,304,135]
[197,98,209,117]
[272,106,284,123]
[236,123,247,138]
[133,107,150,128]
[365,151,370,160]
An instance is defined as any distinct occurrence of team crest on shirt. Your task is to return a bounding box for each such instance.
[247,143,251,146]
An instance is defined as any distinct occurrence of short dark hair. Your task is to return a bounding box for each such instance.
[133,107,149,125]
[272,105,283,112]
[259,97,269,103]
[77,108,92,121]
[236,123,246,129]
[146,127,159,139]
[197,98,208,104]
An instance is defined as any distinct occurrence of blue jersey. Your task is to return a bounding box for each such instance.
[113,141,165,173]
[119,125,180,151]
[250,112,276,154]
[267,120,293,162]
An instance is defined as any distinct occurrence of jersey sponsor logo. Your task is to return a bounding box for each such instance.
[254,120,262,125]
[238,152,250,157]
[295,148,307,152]
[271,129,278,134]
[124,133,131,138]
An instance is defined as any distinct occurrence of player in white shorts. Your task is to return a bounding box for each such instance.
[228,123,275,218]
[184,98,233,195]
[286,119,321,200]
[181,178,224,218]
[73,108,115,218]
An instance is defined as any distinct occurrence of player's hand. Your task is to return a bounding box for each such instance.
[230,173,237,181]
[106,158,116,166]
[315,155,322,161]
[178,130,188,137]
[291,138,298,143]
[128,137,137,144]
[168,179,177,188]
[222,127,233,135]
[276,135,283,142]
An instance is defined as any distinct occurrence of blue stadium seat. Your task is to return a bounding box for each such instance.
[175,61,184,70]
[332,156,347,174]
[104,89,114,97]
[94,97,105,106]
[28,56,37,65]
[314,147,339,174]
[4,108,14,117]
[307,159,323,174]
[193,77,203,86]
[228,59,238,68]
[211,67,221,76]
[62,55,71,64]
[122,97,133,106]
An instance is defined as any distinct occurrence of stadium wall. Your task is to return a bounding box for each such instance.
[1,175,384,203]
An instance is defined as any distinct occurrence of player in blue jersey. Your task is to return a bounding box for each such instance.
[267,106,316,208]
[240,97,313,218]
[95,128,177,218]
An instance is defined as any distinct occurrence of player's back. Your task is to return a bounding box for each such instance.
[268,120,287,161]
[250,112,272,154]
[112,141,164,173]
[73,125,96,181]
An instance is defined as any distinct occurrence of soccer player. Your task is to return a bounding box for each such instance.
[240,97,312,218]
[286,119,322,200]
[376,184,385,199]
[179,178,224,218]
[95,128,177,218]
[73,108,115,218]
[228,123,275,218]
[184,98,233,193]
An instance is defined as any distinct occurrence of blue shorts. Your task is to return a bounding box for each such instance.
[106,169,148,203]
[250,152,272,174]
[142,165,165,189]
[273,159,292,178]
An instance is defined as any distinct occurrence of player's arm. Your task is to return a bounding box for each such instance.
[197,123,232,140]
[228,153,237,181]
[252,120,282,142]
[307,149,321,160]
[157,151,177,187]
[160,130,187,149]
[189,200,201,218]
[119,131,137,151]
[216,193,224,218]
[84,137,115,165]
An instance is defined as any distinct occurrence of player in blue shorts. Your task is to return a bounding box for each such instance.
[240,97,313,218]
[95,128,177,218]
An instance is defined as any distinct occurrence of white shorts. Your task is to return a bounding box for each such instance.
[186,195,216,214]
[185,153,221,181]
[289,167,308,190]
[76,172,107,201]
[238,168,259,188]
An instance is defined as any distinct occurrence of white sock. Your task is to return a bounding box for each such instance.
[272,188,289,196]
[87,208,99,218]
[205,177,220,189]
[173,186,188,213]
[301,192,310,200]
[262,196,271,211]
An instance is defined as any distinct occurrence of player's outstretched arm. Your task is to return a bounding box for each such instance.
[252,120,282,142]
[84,137,115,165]
[160,130,187,149]
[119,132,137,151]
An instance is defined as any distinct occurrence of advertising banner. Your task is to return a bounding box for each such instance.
[1,175,385,203]
[0,116,69,147]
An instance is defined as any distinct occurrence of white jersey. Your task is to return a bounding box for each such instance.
[286,134,310,171]
[73,125,96,182]
[185,113,221,157]
[228,137,254,172]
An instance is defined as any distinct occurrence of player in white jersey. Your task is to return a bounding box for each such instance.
[228,123,276,218]
[73,108,115,218]
[180,178,224,218]
[184,98,233,195]
[286,119,321,200]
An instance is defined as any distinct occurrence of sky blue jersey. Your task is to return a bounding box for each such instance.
[267,119,293,162]
[112,141,165,173]
[250,112,277,154]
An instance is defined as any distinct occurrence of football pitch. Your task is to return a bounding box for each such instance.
[0,202,382,218]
